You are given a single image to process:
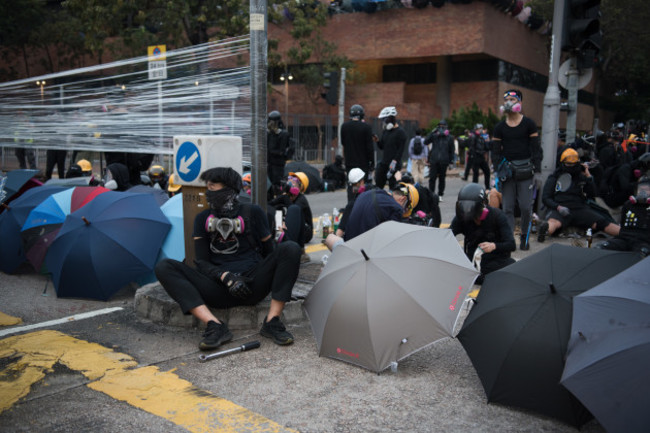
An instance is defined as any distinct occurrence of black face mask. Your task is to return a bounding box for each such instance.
[206,188,239,217]
[563,164,582,176]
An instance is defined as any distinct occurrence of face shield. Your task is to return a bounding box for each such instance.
[456,200,481,223]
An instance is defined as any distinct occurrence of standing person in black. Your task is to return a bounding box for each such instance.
[451,183,516,285]
[468,123,491,190]
[492,89,543,251]
[267,111,294,198]
[341,104,375,200]
[425,119,455,201]
[45,149,67,180]
[374,106,407,191]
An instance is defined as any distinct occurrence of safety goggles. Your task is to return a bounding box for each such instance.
[503,91,521,101]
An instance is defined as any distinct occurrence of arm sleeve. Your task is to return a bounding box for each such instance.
[583,175,597,199]
[494,212,516,253]
[542,174,560,209]
[529,131,543,172]
[450,217,461,236]
[407,138,414,158]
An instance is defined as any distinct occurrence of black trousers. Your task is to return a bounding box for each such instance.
[46,150,67,179]
[154,241,301,314]
[428,162,448,196]
[472,157,491,190]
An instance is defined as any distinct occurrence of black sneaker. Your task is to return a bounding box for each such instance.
[199,320,233,351]
[537,221,549,243]
[260,316,294,345]
[520,235,530,251]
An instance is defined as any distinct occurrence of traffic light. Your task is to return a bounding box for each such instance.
[321,70,339,106]
[562,0,601,53]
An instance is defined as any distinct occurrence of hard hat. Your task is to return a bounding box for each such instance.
[148,165,165,181]
[395,182,419,217]
[560,148,580,164]
[167,173,181,193]
[348,168,365,184]
[378,106,397,119]
[289,171,309,193]
[77,159,92,172]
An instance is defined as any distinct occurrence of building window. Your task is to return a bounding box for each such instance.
[452,59,499,82]
[383,63,436,84]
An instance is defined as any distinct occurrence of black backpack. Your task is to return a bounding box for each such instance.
[413,137,423,156]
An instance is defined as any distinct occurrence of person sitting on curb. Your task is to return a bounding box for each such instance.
[451,183,516,285]
[335,168,368,238]
[324,181,418,250]
[155,167,301,350]
[538,148,620,243]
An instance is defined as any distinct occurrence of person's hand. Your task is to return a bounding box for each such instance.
[372,134,379,142]
[478,242,496,253]
[557,206,570,216]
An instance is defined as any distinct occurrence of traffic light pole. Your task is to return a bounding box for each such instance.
[565,55,579,144]
[250,0,267,209]
[540,0,566,180]
[337,68,346,157]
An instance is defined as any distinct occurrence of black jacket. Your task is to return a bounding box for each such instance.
[426,128,455,164]
[341,120,375,171]
[542,167,596,210]
[267,129,293,165]
[377,127,407,165]
[450,206,516,263]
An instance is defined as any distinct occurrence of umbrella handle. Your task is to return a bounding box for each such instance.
[82,216,90,225]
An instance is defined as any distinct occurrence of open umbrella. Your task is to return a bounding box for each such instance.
[21,186,110,271]
[304,221,478,373]
[284,161,323,193]
[0,185,70,274]
[0,169,41,206]
[561,256,650,433]
[457,244,640,427]
[127,184,169,206]
[44,191,171,300]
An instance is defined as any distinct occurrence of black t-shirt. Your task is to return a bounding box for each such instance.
[341,120,375,171]
[193,204,270,274]
[493,116,540,164]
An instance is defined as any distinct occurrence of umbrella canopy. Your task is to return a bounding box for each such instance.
[0,186,70,273]
[0,169,41,205]
[561,256,650,433]
[457,244,641,427]
[284,161,323,194]
[44,191,171,300]
[304,221,478,373]
[21,186,110,271]
[44,177,92,186]
[127,184,169,206]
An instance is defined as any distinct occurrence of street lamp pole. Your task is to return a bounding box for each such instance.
[280,72,293,126]
[36,80,46,101]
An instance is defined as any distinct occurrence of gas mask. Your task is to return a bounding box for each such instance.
[383,117,395,131]
[500,100,522,114]
[205,214,245,255]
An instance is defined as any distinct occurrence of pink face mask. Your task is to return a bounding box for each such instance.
[500,101,522,114]
[289,186,300,196]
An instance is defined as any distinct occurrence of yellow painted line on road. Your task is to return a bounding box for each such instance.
[0,312,22,327]
[0,330,296,433]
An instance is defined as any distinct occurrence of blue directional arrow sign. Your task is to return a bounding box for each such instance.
[175,141,202,183]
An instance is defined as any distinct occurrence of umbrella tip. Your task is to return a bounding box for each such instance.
[82,216,90,225]
[549,283,557,294]
[360,249,370,261]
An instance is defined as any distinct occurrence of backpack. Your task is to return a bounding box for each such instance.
[413,137,423,156]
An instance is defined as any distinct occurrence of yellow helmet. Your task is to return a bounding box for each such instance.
[77,159,92,172]
[396,182,419,217]
[167,173,181,193]
[288,171,309,193]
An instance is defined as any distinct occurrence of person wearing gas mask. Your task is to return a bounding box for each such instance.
[103,162,132,191]
[597,176,650,257]
[492,89,543,251]
[155,167,301,350]
[425,119,455,201]
[267,111,294,199]
[468,123,491,190]
[335,168,369,238]
[397,171,441,228]
[341,104,375,200]
[538,148,620,243]
[373,106,407,191]
[451,183,516,285]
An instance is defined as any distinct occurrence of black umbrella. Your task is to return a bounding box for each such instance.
[284,161,322,193]
[561,256,650,433]
[457,244,640,427]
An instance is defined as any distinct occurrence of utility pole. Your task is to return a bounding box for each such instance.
[250,0,267,209]
[337,68,346,157]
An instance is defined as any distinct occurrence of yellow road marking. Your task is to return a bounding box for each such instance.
[0,330,296,432]
[0,312,22,327]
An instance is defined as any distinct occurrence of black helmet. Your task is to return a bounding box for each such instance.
[268,110,282,121]
[400,172,414,184]
[456,183,487,223]
[438,119,448,127]
[148,165,165,182]
[350,104,365,119]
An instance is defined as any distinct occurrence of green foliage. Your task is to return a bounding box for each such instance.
[427,103,500,136]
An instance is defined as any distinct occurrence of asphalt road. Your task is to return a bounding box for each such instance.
[0,172,608,433]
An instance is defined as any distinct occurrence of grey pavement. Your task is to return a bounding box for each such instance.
[0,170,609,432]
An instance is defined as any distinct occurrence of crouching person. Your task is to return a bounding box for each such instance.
[451,183,516,284]
[155,167,301,350]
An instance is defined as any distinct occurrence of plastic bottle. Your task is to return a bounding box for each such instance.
[332,208,339,233]
[322,213,331,239]
[315,215,323,240]
[390,361,398,373]
[586,228,593,248]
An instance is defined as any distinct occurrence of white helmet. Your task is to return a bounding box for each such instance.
[378,106,397,119]
[348,168,365,184]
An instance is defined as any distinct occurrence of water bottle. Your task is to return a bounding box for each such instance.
[332,208,339,233]
[315,216,323,239]
[390,361,398,373]
[322,213,331,239]
[586,228,593,248]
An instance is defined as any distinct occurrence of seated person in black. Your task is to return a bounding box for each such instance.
[538,148,620,242]
[269,171,313,250]
[336,168,368,238]
[155,167,301,349]
[597,176,650,257]
[397,171,441,228]
[322,155,347,191]
[451,183,516,284]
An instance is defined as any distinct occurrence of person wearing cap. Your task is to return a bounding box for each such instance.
[538,148,620,243]
[325,181,418,250]
[425,119,455,201]
[341,104,375,200]
[335,168,369,238]
[155,167,301,349]
[492,89,543,251]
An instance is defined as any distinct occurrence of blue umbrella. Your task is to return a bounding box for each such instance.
[127,184,169,206]
[44,191,171,300]
[0,169,41,205]
[0,186,70,274]
[136,193,184,285]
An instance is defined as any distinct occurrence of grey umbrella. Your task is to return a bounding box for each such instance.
[304,221,479,373]
[561,256,650,433]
